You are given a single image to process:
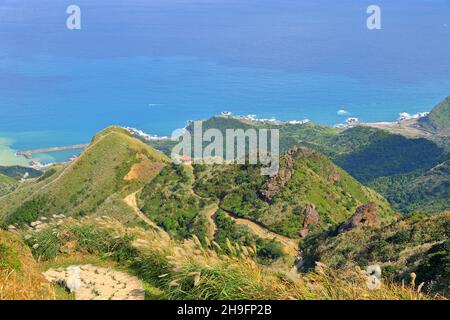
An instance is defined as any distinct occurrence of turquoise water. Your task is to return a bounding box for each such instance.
[1,1,449,165]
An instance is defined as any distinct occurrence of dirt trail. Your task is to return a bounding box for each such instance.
[44,264,145,300]
[222,211,299,257]
[204,203,219,239]
[185,163,298,257]
[123,190,170,240]
[184,163,219,240]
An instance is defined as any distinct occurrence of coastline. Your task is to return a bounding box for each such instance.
[0,109,432,169]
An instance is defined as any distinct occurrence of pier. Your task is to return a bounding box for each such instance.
[16,144,89,159]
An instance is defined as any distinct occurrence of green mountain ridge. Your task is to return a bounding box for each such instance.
[0,126,170,227]
[417,95,450,135]
[191,146,392,239]
[301,211,450,295]
[0,124,448,299]
[159,107,448,214]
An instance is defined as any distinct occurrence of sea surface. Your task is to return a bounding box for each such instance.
[1,0,450,165]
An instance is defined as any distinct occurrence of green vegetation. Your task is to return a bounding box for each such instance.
[301,211,450,295]
[0,243,21,271]
[0,165,42,180]
[36,166,61,182]
[0,230,55,300]
[139,164,211,241]
[330,127,443,183]
[0,119,448,299]
[417,95,450,134]
[24,223,137,262]
[0,173,17,197]
[182,115,448,215]
[416,240,450,295]
[4,196,48,227]
[0,126,170,225]
[16,217,433,300]
[369,160,450,214]
[194,147,390,239]
[214,210,284,265]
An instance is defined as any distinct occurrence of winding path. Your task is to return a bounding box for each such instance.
[203,203,219,239]
[221,210,299,257]
[123,190,170,240]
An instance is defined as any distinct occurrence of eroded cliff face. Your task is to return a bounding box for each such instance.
[261,146,315,201]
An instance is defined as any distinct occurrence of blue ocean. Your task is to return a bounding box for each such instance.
[1,0,449,165]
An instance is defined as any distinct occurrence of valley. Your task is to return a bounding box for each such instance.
[0,95,449,300]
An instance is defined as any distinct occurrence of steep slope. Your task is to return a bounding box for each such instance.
[172,115,447,215]
[0,230,55,299]
[0,165,42,180]
[179,115,445,183]
[301,211,450,295]
[14,216,432,300]
[0,126,170,227]
[417,95,450,135]
[370,160,450,214]
[0,173,17,197]
[324,126,444,183]
[193,146,391,239]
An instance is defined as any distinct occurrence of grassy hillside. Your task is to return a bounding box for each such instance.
[369,160,450,214]
[301,211,450,295]
[324,126,444,183]
[172,116,447,215]
[417,95,450,134]
[0,126,170,227]
[0,165,42,180]
[15,216,435,300]
[138,163,212,241]
[0,173,17,197]
[193,146,391,239]
[0,230,55,299]
[138,163,287,265]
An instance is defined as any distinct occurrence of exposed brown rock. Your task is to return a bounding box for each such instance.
[302,204,319,228]
[261,146,315,201]
[329,171,340,183]
[297,228,309,238]
[339,202,379,233]
[296,204,320,238]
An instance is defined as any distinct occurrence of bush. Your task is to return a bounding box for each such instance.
[24,227,63,261]
[25,224,137,262]
[4,196,48,227]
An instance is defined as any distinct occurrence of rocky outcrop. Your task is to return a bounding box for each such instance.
[338,203,379,233]
[302,204,319,227]
[261,146,314,201]
[297,204,320,238]
[328,171,341,183]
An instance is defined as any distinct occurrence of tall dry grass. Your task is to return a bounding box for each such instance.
[0,230,55,300]
[99,217,436,300]
[12,217,445,300]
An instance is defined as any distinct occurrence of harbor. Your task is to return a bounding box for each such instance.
[16,144,89,160]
